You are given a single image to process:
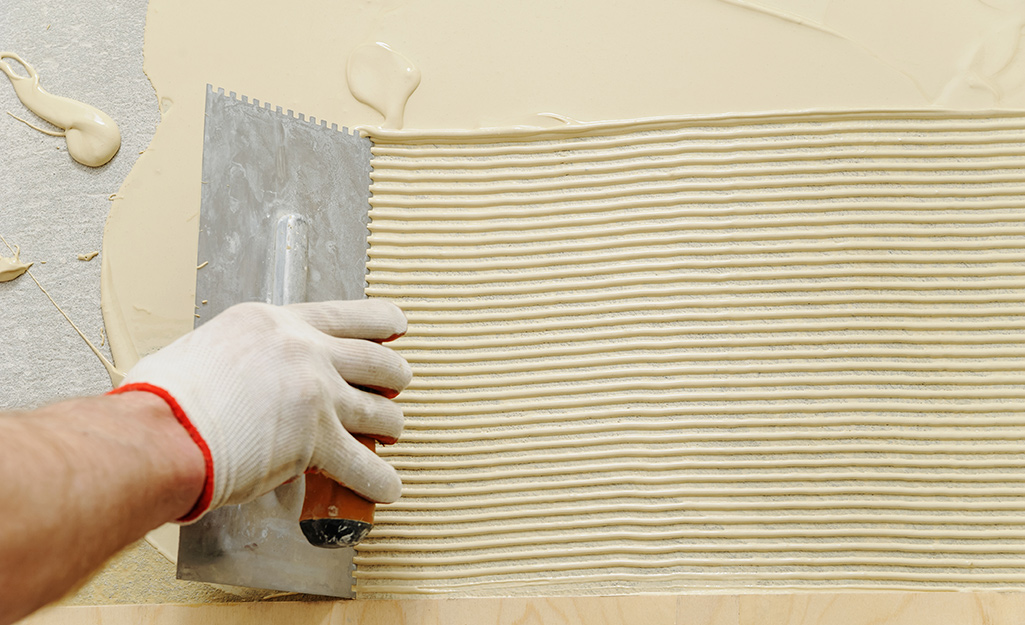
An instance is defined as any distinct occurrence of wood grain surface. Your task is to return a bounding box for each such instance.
[23,593,1025,625]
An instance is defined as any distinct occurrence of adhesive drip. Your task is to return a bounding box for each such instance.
[0,52,121,167]
[0,244,32,282]
[346,43,421,130]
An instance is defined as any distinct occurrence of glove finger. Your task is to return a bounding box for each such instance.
[334,378,405,444]
[312,427,403,503]
[288,300,407,342]
[328,337,412,399]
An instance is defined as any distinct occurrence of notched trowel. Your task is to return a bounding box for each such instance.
[176,85,375,598]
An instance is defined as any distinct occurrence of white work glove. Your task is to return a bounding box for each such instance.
[111,299,411,522]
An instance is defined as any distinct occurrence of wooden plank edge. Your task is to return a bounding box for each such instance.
[19,593,1025,625]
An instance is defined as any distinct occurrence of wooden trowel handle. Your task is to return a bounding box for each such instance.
[299,435,377,548]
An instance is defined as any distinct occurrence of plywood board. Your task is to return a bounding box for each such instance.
[22,594,1025,625]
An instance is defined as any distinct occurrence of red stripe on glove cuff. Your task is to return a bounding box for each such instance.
[108,382,215,523]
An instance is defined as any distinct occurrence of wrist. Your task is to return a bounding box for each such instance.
[108,385,211,521]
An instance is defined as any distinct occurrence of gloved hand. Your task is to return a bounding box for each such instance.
[110,299,411,522]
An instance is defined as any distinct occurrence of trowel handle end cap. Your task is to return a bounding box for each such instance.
[300,518,373,548]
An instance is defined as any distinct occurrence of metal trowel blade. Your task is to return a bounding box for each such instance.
[175,85,373,598]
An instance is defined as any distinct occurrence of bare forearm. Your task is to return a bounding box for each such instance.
[0,392,205,625]
[0,300,410,623]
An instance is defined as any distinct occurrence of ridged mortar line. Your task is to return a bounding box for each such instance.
[369,171,1025,198]
[367,182,1025,210]
[352,564,1025,583]
[367,200,1025,224]
[368,514,1025,534]
[371,143,1025,170]
[354,551,1025,569]
[401,414,1025,436]
[369,156,1025,182]
[372,287,1025,313]
[395,463,1025,482]
[398,307,1025,331]
[366,110,1025,149]
[377,498,1025,519]
[368,238,1025,260]
[380,491,1025,513]
[393,331,1025,353]
[394,390,1025,416]
[395,473,1025,498]
[405,346,1025,368]
[366,213,1025,237]
[398,405,1025,433]
[383,445,1025,470]
[377,261,1025,286]
[405,364,1025,390]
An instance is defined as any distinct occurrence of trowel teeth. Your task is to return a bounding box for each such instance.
[207,84,360,136]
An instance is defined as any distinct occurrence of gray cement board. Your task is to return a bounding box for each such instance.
[0,0,157,409]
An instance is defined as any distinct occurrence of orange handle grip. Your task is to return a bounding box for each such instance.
[299,434,378,548]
